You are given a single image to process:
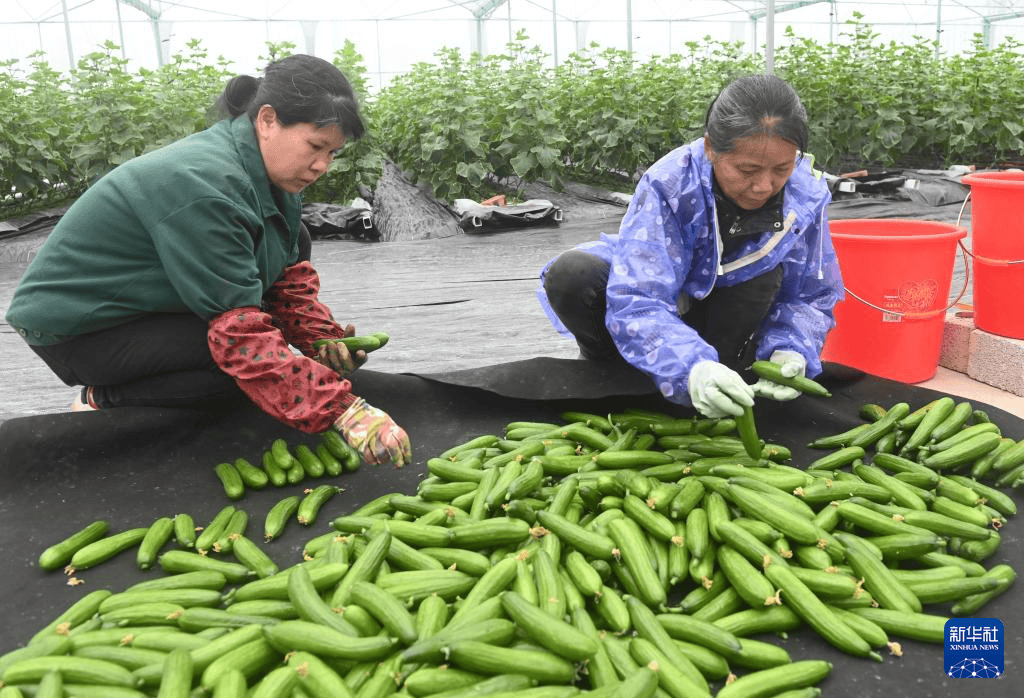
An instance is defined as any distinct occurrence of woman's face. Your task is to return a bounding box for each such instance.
[255,105,347,193]
[705,133,798,211]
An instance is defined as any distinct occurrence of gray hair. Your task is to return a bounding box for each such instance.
[704,74,808,154]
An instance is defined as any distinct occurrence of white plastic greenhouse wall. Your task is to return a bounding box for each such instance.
[2,1,1022,90]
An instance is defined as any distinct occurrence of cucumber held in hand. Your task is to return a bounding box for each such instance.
[311,331,390,354]
[750,360,831,397]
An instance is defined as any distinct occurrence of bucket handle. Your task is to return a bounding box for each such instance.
[841,233,972,321]
[956,190,1024,266]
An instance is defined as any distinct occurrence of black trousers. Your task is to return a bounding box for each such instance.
[543,249,784,373]
[31,313,242,409]
[29,225,314,409]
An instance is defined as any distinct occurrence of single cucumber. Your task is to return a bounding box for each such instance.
[69,527,149,571]
[157,550,253,583]
[263,620,397,661]
[297,485,341,526]
[313,443,343,477]
[232,561,348,604]
[264,495,300,542]
[607,517,666,608]
[0,655,137,687]
[214,462,245,500]
[349,580,418,645]
[172,514,197,548]
[848,607,948,644]
[926,400,974,444]
[175,607,279,633]
[806,423,871,450]
[628,637,712,698]
[38,520,109,572]
[35,669,62,698]
[849,403,910,448]
[0,635,72,675]
[327,529,391,609]
[716,659,833,698]
[29,590,112,644]
[399,617,516,664]
[897,398,944,431]
[806,446,865,471]
[286,650,354,698]
[311,334,383,353]
[448,518,530,550]
[199,637,278,690]
[269,438,295,470]
[446,640,576,684]
[294,444,326,479]
[213,509,248,554]
[250,665,299,698]
[500,590,598,661]
[750,360,831,397]
[230,534,279,578]
[950,564,1017,616]
[859,403,889,422]
[154,648,193,698]
[98,588,222,614]
[260,450,289,487]
[929,422,1001,452]
[137,517,175,570]
[900,396,956,455]
[735,404,762,459]
[922,431,1002,471]
[833,532,920,614]
[232,458,269,489]
[194,506,237,553]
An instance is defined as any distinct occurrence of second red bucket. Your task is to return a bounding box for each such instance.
[821,218,967,383]
[962,170,1024,339]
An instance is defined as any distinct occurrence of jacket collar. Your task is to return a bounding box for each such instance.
[712,175,785,241]
[230,116,302,229]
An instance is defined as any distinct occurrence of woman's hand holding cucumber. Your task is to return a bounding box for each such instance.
[687,360,755,419]
[751,350,806,401]
[313,323,367,377]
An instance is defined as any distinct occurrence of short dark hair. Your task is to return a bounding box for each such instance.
[704,74,808,154]
[216,54,365,140]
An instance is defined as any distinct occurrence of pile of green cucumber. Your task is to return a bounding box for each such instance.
[214,432,364,501]
[3,396,1019,698]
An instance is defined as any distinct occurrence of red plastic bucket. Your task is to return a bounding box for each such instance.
[821,219,967,383]
[961,170,1024,339]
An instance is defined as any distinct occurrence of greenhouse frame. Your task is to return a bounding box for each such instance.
[4,1,1023,91]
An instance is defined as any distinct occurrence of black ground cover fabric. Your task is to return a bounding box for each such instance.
[0,359,1020,696]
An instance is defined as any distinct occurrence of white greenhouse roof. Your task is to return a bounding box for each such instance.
[2,1,1022,89]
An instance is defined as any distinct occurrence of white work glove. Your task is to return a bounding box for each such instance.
[687,360,755,419]
[751,350,806,402]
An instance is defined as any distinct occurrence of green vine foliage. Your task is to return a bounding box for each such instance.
[3,22,1024,219]
[776,15,1024,170]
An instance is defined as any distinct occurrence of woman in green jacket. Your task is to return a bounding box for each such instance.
[6,54,410,467]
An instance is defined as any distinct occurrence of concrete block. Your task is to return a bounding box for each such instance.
[939,312,974,373]
[967,329,1024,397]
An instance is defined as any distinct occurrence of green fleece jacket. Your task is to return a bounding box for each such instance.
[7,115,302,345]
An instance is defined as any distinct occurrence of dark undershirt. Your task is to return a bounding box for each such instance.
[712,175,785,260]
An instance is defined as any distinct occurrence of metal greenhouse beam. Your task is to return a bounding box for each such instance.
[118,0,164,66]
[749,0,830,73]
[982,11,1024,48]
[748,0,828,20]
[471,0,508,18]
[471,1,507,54]
[60,0,74,66]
